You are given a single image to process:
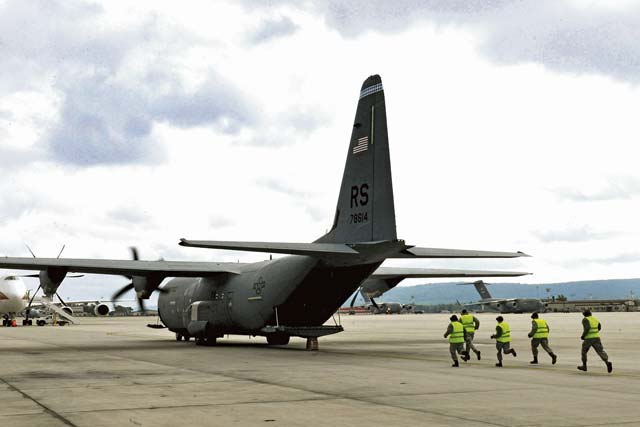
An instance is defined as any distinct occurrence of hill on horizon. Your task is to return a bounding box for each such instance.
[360,278,640,306]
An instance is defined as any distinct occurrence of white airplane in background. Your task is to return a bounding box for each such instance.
[0,275,112,326]
[0,275,28,325]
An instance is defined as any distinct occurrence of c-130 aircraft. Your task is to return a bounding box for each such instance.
[0,75,530,349]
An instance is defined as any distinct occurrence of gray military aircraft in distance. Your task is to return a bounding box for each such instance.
[460,280,545,313]
[0,75,531,349]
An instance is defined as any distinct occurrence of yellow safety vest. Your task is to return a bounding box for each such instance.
[496,321,511,343]
[460,314,475,333]
[533,318,549,339]
[449,321,465,344]
[584,316,600,339]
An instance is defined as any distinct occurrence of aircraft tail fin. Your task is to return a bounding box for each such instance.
[471,280,493,300]
[316,75,397,244]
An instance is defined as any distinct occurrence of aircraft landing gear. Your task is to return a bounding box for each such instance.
[175,333,192,342]
[22,319,33,326]
[266,333,290,346]
[195,336,217,346]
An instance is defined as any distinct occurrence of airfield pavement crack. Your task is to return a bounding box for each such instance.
[0,377,79,427]
[64,396,339,414]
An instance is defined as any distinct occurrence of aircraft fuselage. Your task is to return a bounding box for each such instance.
[158,255,380,338]
[0,276,27,317]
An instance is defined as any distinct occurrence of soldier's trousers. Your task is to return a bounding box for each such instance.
[582,338,608,364]
[531,338,554,358]
[496,342,514,362]
[465,332,479,354]
[449,342,465,361]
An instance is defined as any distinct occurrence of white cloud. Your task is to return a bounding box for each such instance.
[1,0,639,301]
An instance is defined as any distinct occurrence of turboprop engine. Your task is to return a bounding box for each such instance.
[39,268,67,297]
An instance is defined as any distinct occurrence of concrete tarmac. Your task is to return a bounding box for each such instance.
[0,312,638,427]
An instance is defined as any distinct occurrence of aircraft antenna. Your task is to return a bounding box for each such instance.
[25,244,36,258]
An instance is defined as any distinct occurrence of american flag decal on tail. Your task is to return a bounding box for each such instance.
[353,136,368,154]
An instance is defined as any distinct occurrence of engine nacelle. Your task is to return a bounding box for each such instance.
[39,268,68,297]
[93,303,110,316]
[133,275,165,299]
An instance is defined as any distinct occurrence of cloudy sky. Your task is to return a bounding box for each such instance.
[1,0,639,300]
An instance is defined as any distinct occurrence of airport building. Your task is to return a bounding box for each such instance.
[545,299,638,313]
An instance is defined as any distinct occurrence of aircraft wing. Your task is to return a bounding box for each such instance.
[0,257,244,277]
[370,267,531,279]
[388,247,530,258]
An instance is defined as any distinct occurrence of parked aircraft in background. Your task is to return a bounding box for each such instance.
[460,280,545,313]
[0,75,531,348]
[0,275,113,326]
[0,275,29,325]
[347,270,535,315]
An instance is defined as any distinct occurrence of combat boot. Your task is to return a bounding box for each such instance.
[462,351,470,362]
[476,351,481,361]
[511,349,517,357]
[495,361,502,367]
[452,360,459,367]
[551,354,557,365]
[530,357,538,364]
[606,361,613,373]
[577,364,587,372]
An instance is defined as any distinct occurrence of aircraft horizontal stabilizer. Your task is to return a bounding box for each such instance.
[179,239,359,256]
[370,267,531,279]
[178,239,528,264]
[389,247,530,259]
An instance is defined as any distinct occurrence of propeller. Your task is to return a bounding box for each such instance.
[112,247,167,313]
[349,286,361,308]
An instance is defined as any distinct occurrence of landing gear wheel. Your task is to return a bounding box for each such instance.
[267,333,290,346]
[28,319,32,326]
[175,333,183,341]
[184,335,191,342]
[196,336,217,346]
